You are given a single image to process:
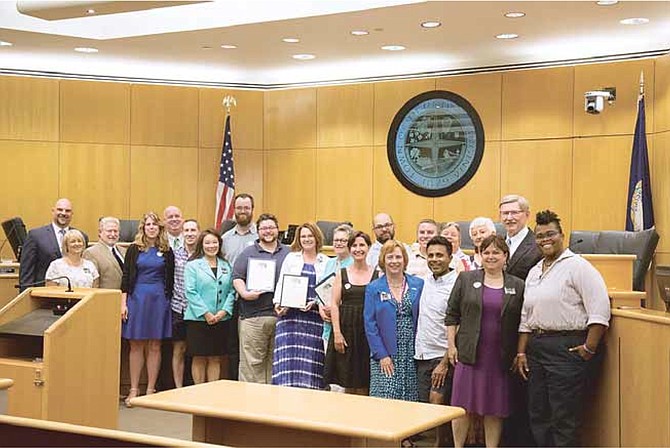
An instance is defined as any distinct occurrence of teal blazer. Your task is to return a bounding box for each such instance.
[184,257,235,321]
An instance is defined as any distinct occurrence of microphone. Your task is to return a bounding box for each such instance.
[18,276,74,292]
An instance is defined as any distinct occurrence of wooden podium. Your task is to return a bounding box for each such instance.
[0,287,120,429]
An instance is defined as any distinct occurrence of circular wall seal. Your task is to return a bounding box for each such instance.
[387,90,485,197]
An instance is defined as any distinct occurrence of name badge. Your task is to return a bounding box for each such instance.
[344,283,351,290]
[473,282,482,289]
[505,287,517,295]
[380,292,391,302]
[157,251,163,257]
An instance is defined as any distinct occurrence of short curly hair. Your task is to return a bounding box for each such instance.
[535,210,563,234]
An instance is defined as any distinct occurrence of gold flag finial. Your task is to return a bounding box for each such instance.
[639,71,644,96]
[222,95,237,114]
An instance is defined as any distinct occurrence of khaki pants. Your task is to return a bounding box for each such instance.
[238,315,277,384]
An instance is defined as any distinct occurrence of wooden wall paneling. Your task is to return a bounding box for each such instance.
[435,72,503,141]
[372,145,433,244]
[264,149,316,226]
[574,59,655,137]
[0,141,59,230]
[572,135,635,231]
[433,141,501,223]
[500,139,573,232]
[317,84,373,148]
[0,76,59,141]
[130,85,198,147]
[315,147,373,230]
[60,80,130,144]
[197,148,264,227]
[651,131,670,253]
[618,319,670,447]
[199,88,264,149]
[656,53,670,133]
[372,78,437,146]
[264,89,317,150]
[502,67,574,140]
[59,143,131,238]
[128,146,199,219]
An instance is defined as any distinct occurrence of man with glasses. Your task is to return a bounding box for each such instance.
[232,213,289,383]
[499,194,541,448]
[222,193,258,380]
[366,213,410,268]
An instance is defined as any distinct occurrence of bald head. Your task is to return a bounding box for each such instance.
[52,198,73,229]
[372,213,395,244]
[163,205,184,237]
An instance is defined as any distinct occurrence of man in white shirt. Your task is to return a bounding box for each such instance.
[415,235,458,447]
[407,219,438,277]
[83,216,126,289]
[163,205,184,251]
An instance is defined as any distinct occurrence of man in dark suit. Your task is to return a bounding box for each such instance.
[499,194,542,447]
[19,198,86,290]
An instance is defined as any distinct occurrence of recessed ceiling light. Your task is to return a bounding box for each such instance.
[495,33,519,39]
[381,45,406,51]
[0,41,13,47]
[504,11,525,18]
[292,53,315,60]
[597,1,618,5]
[86,9,96,14]
[421,21,441,28]
[220,44,237,49]
[282,37,300,43]
[620,17,649,25]
[74,47,98,53]
[351,30,369,36]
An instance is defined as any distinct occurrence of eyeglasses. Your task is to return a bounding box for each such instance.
[333,238,348,244]
[235,206,252,211]
[258,226,277,232]
[500,210,524,217]
[535,230,561,240]
[373,223,393,231]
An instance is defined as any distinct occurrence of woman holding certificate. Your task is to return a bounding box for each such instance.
[364,240,424,402]
[324,230,377,395]
[184,229,236,383]
[273,222,329,389]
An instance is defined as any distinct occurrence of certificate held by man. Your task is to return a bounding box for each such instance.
[247,258,277,292]
[278,274,309,309]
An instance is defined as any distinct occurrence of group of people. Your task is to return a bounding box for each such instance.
[18,193,612,447]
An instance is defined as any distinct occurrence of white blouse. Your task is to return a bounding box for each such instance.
[45,258,99,288]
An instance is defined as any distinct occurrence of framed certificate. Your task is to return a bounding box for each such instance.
[315,272,336,306]
[247,258,276,292]
[278,274,309,309]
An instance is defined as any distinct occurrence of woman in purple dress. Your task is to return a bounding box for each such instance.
[445,235,525,447]
[121,212,174,406]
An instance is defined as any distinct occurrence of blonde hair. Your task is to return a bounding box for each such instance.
[378,240,409,272]
[290,222,324,253]
[61,229,85,255]
[133,212,169,252]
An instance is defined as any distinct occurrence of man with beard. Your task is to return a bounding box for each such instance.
[171,219,200,388]
[233,213,289,383]
[221,193,257,380]
[163,206,184,251]
[366,213,411,269]
[20,198,88,290]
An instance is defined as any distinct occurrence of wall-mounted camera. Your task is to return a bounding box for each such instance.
[584,87,616,115]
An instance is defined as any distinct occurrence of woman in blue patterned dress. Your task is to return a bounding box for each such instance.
[364,240,424,401]
[121,212,174,406]
[272,222,329,389]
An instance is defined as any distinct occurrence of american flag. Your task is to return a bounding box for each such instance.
[215,115,235,229]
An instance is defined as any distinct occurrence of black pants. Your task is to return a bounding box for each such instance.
[527,333,593,447]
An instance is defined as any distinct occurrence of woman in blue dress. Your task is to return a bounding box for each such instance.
[364,240,423,402]
[121,212,174,406]
[273,222,329,389]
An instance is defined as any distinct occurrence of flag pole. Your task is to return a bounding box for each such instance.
[639,71,644,97]
[222,95,237,115]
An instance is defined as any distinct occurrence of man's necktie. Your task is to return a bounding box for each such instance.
[112,247,124,269]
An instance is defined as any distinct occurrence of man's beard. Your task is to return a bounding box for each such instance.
[235,213,252,226]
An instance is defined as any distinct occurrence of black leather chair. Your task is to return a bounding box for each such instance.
[218,219,237,236]
[569,228,660,291]
[118,219,139,243]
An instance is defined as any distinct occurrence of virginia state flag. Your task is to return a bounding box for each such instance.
[625,95,655,231]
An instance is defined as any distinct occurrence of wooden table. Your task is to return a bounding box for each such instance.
[130,380,465,447]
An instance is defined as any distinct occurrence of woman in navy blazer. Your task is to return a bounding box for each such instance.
[184,229,235,384]
[364,240,424,403]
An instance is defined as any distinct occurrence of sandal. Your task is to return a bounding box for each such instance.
[125,388,139,408]
[145,388,156,395]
